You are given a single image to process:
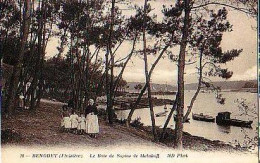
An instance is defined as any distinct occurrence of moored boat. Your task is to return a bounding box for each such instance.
[192,113,215,122]
[155,111,168,117]
[216,112,253,128]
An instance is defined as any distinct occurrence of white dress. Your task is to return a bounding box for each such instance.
[19,95,24,100]
[19,95,24,107]
[64,117,71,129]
[70,114,79,129]
[61,118,64,127]
[118,110,127,121]
[86,113,99,133]
[77,117,86,130]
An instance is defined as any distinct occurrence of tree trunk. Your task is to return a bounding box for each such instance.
[160,94,178,140]
[142,0,157,141]
[105,47,112,123]
[183,50,203,122]
[113,34,137,98]
[161,49,203,139]
[5,0,31,115]
[36,16,50,108]
[126,44,171,127]
[174,0,191,149]
[106,0,116,124]
[30,0,45,111]
[84,45,90,108]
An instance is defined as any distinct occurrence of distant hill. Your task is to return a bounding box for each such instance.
[184,80,257,91]
[126,80,257,92]
[126,82,176,92]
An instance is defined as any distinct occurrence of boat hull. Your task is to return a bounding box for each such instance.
[155,111,168,117]
[192,114,215,122]
[216,117,253,128]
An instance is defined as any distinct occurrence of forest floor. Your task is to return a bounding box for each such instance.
[1,99,251,153]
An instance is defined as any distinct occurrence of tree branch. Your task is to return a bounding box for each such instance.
[192,2,256,17]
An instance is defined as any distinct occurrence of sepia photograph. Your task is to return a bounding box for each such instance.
[0,0,258,163]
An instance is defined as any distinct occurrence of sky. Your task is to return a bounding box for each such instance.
[45,0,257,85]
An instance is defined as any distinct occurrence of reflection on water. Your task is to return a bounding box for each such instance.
[217,125,231,134]
[115,91,257,146]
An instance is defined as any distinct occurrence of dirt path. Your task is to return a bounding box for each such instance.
[1,100,166,149]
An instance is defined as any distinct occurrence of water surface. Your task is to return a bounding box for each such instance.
[115,91,258,147]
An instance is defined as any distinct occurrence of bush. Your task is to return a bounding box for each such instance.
[130,117,143,128]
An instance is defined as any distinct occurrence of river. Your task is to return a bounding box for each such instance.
[115,91,258,147]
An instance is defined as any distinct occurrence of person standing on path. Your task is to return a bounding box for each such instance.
[77,113,86,135]
[85,99,99,138]
[70,110,79,134]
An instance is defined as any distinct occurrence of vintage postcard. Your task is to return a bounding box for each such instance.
[0,0,258,163]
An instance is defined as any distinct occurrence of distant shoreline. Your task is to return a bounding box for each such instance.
[218,88,257,93]
[126,88,257,95]
[127,80,257,93]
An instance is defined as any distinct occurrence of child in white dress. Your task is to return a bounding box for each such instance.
[77,114,86,135]
[18,93,24,109]
[70,110,79,134]
[63,106,71,132]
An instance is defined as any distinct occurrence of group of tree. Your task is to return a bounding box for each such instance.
[1,0,130,113]
[1,0,57,113]
[125,0,256,148]
[1,0,256,149]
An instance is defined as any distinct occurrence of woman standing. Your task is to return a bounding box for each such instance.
[85,99,99,138]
